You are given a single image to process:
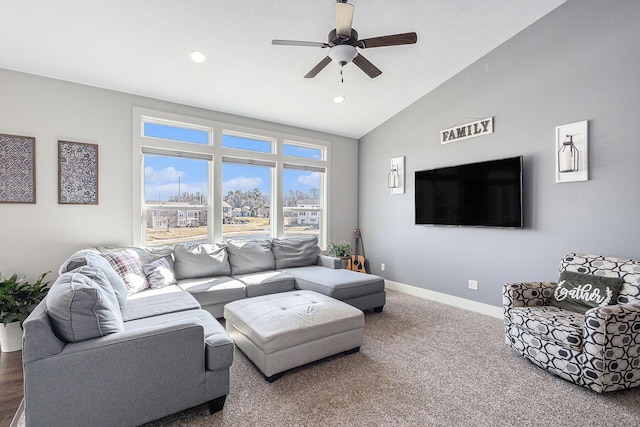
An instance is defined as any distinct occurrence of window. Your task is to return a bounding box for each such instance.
[283,167,324,240]
[222,133,272,153]
[143,121,209,145]
[133,108,329,248]
[143,154,209,247]
[283,142,323,160]
[222,162,272,241]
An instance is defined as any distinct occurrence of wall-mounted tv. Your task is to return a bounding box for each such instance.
[415,156,523,228]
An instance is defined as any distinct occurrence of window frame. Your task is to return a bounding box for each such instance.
[132,107,330,248]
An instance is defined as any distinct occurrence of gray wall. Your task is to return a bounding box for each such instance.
[359,0,640,306]
[0,69,358,279]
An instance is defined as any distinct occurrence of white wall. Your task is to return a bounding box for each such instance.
[0,69,358,280]
[358,0,640,306]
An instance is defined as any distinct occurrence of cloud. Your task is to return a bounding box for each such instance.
[297,172,320,186]
[223,176,264,194]
[145,166,184,184]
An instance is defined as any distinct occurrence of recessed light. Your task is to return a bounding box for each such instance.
[190,51,206,63]
[333,95,345,104]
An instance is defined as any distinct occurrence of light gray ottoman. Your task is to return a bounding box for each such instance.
[224,290,364,381]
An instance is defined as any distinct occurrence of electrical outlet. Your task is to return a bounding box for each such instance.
[381,263,385,271]
[468,280,479,290]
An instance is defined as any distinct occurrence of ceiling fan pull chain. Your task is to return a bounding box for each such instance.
[340,65,344,83]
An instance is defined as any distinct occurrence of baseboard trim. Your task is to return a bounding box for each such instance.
[385,280,503,319]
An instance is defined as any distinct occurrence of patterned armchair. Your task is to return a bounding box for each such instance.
[503,253,640,392]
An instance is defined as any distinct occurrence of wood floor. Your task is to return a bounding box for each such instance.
[0,350,23,426]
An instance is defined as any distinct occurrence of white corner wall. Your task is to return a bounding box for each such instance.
[0,69,358,279]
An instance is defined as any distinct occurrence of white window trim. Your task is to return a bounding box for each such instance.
[132,107,330,248]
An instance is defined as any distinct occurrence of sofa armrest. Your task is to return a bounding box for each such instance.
[318,254,342,269]
[582,303,640,392]
[24,318,209,427]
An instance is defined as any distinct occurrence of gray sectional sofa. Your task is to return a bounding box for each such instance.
[22,235,385,427]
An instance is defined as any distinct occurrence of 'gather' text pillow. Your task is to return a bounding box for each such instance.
[550,271,623,313]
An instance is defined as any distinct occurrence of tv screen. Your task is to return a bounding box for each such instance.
[415,156,523,228]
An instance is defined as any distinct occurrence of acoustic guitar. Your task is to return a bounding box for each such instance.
[348,228,367,274]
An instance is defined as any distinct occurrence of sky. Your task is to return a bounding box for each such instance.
[143,123,321,202]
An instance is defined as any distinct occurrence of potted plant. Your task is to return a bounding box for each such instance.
[327,240,351,268]
[0,271,50,352]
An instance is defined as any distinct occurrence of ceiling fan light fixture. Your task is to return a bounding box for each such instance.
[189,51,206,63]
[328,44,357,66]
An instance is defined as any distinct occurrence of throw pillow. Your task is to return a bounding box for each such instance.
[142,257,177,289]
[59,250,128,309]
[101,252,149,295]
[46,266,124,343]
[549,271,623,313]
[271,235,321,269]
[173,243,231,280]
[226,240,276,275]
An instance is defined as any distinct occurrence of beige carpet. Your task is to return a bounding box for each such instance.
[139,290,640,426]
[16,290,640,426]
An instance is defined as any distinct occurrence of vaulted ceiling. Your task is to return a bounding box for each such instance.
[0,0,566,139]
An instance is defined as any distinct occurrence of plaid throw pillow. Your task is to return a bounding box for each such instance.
[102,252,149,295]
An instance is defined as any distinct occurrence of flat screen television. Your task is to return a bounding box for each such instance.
[415,156,523,228]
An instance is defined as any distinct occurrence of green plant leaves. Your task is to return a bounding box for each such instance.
[0,271,51,326]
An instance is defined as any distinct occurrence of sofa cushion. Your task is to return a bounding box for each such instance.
[550,271,623,313]
[233,270,295,297]
[122,285,201,322]
[509,305,585,351]
[102,252,149,296]
[142,257,177,289]
[271,236,321,269]
[174,243,231,280]
[178,276,246,308]
[284,266,385,300]
[226,240,276,275]
[59,250,128,309]
[46,266,124,343]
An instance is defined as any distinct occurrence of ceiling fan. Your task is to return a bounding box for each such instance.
[272,0,417,80]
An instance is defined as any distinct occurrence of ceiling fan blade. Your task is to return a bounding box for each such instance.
[335,2,354,40]
[357,32,417,49]
[272,39,329,48]
[304,56,333,78]
[352,53,382,78]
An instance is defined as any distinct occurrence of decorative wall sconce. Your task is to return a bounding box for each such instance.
[555,121,588,183]
[558,134,579,173]
[388,156,405,194]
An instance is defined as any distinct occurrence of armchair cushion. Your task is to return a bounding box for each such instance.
[549,271,623,313]
[509,306,585,351]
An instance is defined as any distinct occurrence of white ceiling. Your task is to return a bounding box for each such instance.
[0,0,565,139]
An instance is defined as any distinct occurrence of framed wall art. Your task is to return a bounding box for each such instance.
[0,134,36,204]
[58,140,99,204]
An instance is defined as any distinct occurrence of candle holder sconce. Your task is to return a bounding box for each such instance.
[555,121,588,183]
